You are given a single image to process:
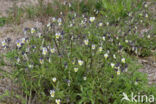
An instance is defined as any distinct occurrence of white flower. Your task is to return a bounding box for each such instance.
[121,58,126,63]
[83,76,87,80]
[125,40,128,43]
[52,77,57,83]
[102,36,106,41]
[74,67,78,72]
[50,48,56,53]
[113,54,116,59]
[37,33,42,38]
[98,47,102,52]
[56,99,61,104]
[2,40,6,47]
[21,38,26,44]
[58,18,62,26]
[117,70,120,75]
[145,4,148,8]
[55,32,61,39]
[52,17,56,22]
[147,35,150,39]
[111,63,115,68]
[16,40,21,48]
[16,57,20,63]
[31,28,36,34]
[78,60,84,66]
[50,90,55,97]
[106,22,109,26]
[42,47,47,55]
[144,12,148,17]
[92,44,96,50]
[104,53,108,59]
[47,23,51,27]
[89,17,95,22]
[99,22,103,27]
[84,39,89,45]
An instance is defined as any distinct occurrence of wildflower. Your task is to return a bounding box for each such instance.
[106,22,109,26]
[72,60,75,65]
[16,40,21,48]
[50,90,55,97]
[52,17,56,22]
[117,70,120,75]
[50,48,56,53]
[42,47,47,55]
[113,54,116,59]
[31,28,36,34]
[84,39,89,45]
[58,18,62,26]
[1,40,7,48]
[125,40,128,43]
[98,22,103,27]
[83,76,87,80]
[37,33,42,38]
[67,80,71,86]
[55,32,61,39]
[147,35,150,39]
[74,67,78,72]
[121,58,126,63]
[145,13,148,18]
[144,4,148,8]
[98,47,103,52]
[21,38,26,44]
[52,77,57,83]
[55,99,61,104]
[89,17,95,22]
[39,58,44,64]
[111,63,115,68]
[102,36,106,41]
[92,44,96,50]
[28,64,33,68]
[48,57,51,62]
[78,60,84,66]
[16,57,20,63]
[104,53,108,59]
[47,23,51,27]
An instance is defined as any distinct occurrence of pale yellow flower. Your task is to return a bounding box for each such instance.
[55,99,61,104]
[31,28,36,34]
[55,32,61,39]
[74,67,78,72]
[78,60,84,66]
[111,63,115,68]
[84,39,89,45]
[50,48,56,53]
[89,17,95,22]
[121,58,126,63]
[98,47,102,52]
[50,90,55,97]
[52,77,57,83]
[117,70,120,75]
[104,53,108,59]
[92,44,96,50]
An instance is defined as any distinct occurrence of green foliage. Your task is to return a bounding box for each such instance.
[0,0,156,104]
[1,14,155,103]
[100,0,143,20]
[0,17,7,27]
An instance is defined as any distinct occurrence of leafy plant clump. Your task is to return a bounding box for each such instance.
[0,0,156,104]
